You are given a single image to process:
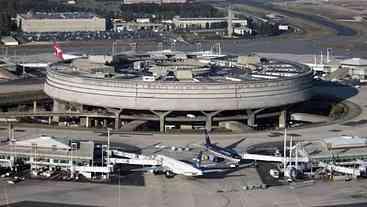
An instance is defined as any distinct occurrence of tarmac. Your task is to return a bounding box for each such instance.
[1,174,367,207]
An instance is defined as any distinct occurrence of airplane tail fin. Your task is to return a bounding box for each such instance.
[204,129,211,145]
[53,42,64,60]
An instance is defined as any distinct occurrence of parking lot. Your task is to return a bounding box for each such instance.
[11,30,161,43]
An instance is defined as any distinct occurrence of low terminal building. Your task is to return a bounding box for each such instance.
[172,17,247,30]
[16,12,106,33]
[301,135,367,162]
[113,19,164,32]
[0,136,94,170]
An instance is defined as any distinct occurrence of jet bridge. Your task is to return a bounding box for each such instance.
[242,153,309,163]
[318,161,361,177]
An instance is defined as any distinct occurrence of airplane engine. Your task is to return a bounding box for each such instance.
[165,170,175,178]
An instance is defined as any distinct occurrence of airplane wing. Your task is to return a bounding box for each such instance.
[224,138,246,149]
[129,166,161,172]
[156,155,203,176]
[141,142,161,150]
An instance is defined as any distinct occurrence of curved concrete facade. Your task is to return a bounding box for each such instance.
[44,65,314,111]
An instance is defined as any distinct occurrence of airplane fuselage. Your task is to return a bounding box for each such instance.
[205,144,242,163]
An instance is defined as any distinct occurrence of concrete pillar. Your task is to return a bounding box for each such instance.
[9,156,15,170]
[8,123,12,140]
[107,108,123,130]
[94,119,99,128]
[279,110,287,129]
[52,99,65,122]
[152,111,171,133]
[246,109,255,127]
[33,100,37,113]
[85,116,91,128]
[78,104,84,113]
[103,119,107,128]
[48,116,52,125]
[202,111,221,132]
[246,108,264,128]
[114,111,122,129]
[115,116,120,130]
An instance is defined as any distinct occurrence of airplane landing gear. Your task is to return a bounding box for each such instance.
[165,171,175,178]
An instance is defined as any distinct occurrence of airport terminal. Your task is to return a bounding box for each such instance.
[43,50,314,132]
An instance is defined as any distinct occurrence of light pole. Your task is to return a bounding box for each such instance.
[107,128,111,179]
[32,143,38,172]
[107,128,110,166]
[70,142,77,178]
[289,135,293,168]
[283,128,287,175]
[102,145,105,167]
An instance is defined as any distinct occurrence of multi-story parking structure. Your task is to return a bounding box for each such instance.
[44,51,314,132]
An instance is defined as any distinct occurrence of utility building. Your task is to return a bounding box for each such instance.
[340,58,367,80]
[17,12,106,33]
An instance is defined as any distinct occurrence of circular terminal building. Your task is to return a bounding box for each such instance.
[44,51,314,132]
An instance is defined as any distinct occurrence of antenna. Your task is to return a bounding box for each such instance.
[218,42,222,56]
[314,55,317,66]
[326,48,332,63]
[289,135,293,168]
[320,50,323,65]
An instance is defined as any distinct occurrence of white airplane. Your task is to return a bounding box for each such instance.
[14,42,84,69]
[53,42,85,61]
[18,62,50,68]
[110,150,226,178]
[154,154,204,177]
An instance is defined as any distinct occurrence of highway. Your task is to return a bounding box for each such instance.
[233,0,356,36]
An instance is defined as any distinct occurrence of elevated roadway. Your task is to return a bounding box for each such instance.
[0,78,48,106]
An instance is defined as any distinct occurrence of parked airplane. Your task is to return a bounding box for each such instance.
[110,150,225,178]
[11,43,84,69]
[201,130,245,164]
[18,63,50,68]
[53,42,85,61]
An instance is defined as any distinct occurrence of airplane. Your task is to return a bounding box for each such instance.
[10,43,84,69]
[110,149,226,178]
[201,130,245,164]
[53,42,85,61]
[153,154,204,178]
[18,63,50,68]
[0,56,50,69]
